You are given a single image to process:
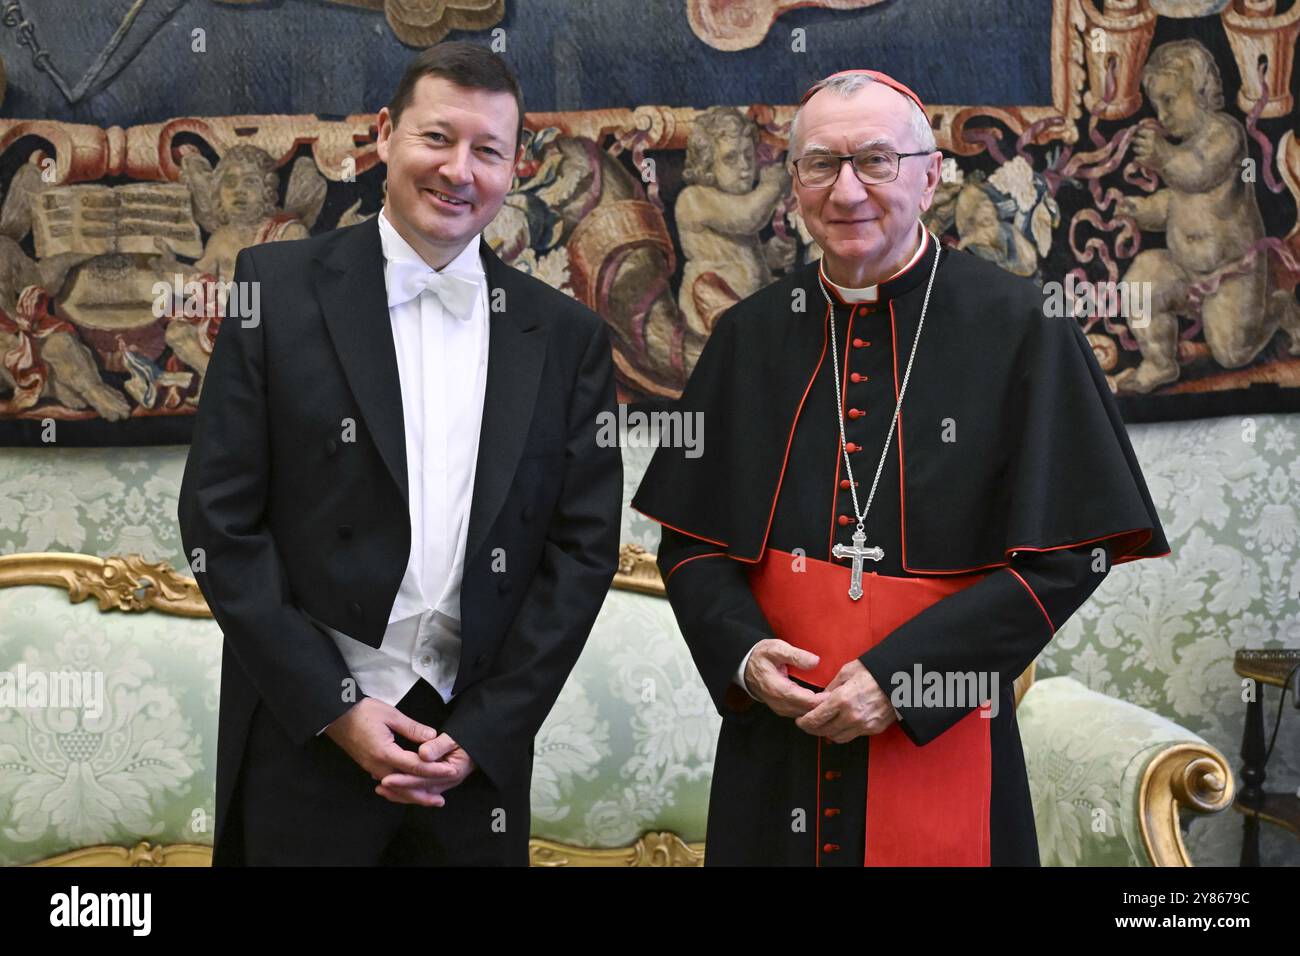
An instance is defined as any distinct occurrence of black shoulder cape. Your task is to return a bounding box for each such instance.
[632,243,1170,573]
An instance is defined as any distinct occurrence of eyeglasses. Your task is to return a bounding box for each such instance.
[791,149,932,188]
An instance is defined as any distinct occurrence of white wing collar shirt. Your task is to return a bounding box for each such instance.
[308,207,490,724]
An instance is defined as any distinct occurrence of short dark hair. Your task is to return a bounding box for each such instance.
[387,41,525,152]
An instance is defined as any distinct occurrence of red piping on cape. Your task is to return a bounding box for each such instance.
[663,550,726,584]
[890,296,1170,573]
[631,301,831,565]
[636,241,1171,574]
[628,509,729,548]
[826,306,857,561]
[756,306,830,560]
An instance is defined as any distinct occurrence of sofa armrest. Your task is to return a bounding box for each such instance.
[1017,676,1234,866]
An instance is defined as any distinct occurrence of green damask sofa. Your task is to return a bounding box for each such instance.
[0,548,1233,867]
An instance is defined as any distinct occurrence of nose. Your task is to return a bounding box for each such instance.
[828,159,871,207]
[439,143,474,186]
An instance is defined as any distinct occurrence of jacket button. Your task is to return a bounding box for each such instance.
[498,579,512,595]
[337,524,352,539]
[522,504,535,522]
[476,653,489,668]
[349,601,361,617]
[325,438,338,456]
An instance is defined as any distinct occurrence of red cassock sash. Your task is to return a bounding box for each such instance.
[745,548,993,866]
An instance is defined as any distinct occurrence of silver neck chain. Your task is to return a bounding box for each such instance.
[820,231,941,537]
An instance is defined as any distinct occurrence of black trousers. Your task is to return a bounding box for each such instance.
[236,678,530,866]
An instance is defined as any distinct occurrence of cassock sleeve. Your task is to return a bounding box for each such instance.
[657,526,769,720]
[858,540,1110,746]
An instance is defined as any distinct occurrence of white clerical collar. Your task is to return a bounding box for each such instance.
[378,206,484,279]
[822,221,928,303]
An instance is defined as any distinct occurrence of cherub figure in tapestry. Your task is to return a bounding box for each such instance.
[154,144,326,405]
[1117,39,1300,394]
[675,107,795,346]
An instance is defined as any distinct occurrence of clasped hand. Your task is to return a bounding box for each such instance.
[742,639,897,743]
[324,697,476,806]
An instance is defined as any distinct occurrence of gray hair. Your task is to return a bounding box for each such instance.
[787,73,937,162]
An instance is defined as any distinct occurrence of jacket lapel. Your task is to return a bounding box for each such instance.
[465,241,548,563]
[312,217,548,559]
[313,215,409,504]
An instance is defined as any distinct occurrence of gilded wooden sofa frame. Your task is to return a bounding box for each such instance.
[1,549,1231,867]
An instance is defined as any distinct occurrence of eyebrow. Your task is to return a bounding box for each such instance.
[852,137,896,151]
[420,119,508,148]
[801,137,897,154]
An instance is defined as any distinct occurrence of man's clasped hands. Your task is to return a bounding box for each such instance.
[325,698,475,806]
[742,638,899,743]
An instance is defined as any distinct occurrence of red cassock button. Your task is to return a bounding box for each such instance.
[824,808,841,818]
[838,478,853,490]
[852,338,867,348]
[824,770,842,781]
[845,442,860,453]
[823,843,841,853]
[837,515,851,526]
[848,408,864,419]
[850,372,867,383]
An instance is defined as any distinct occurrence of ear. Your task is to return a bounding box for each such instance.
[918,150,942,213]
[375,107,393,162]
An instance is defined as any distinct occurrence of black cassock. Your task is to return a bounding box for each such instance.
[631,231,1169,866]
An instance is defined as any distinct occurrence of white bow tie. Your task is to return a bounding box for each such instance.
[387,259,481,320]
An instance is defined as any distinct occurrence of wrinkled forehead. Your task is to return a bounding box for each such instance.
[798,85,916,151]
[401,75,517,136]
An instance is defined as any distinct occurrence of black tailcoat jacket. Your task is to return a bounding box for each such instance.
[632,234,1169,865]
[178,214,622,865]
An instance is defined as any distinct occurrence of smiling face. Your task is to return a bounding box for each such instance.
[791,82,941,285]
[375,74,523,268]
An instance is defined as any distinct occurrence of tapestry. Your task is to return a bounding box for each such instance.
[0,0,1297,444]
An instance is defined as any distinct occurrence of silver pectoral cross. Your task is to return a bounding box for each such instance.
[831,528,884,601]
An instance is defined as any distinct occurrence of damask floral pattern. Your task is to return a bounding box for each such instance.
[1043,416,1300,867]
[0,589,218,864]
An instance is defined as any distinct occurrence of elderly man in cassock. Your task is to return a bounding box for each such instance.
[632,70,1169,866]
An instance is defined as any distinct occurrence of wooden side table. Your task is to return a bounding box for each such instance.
[1233,649,1300,866]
